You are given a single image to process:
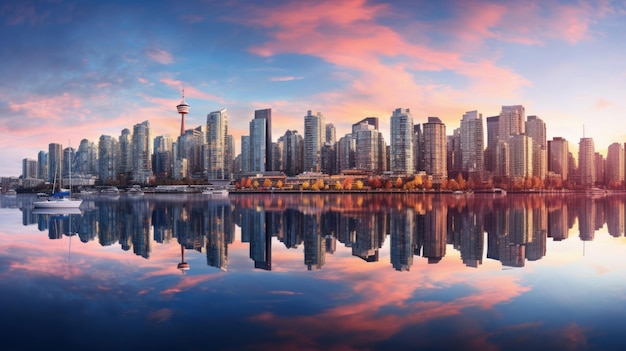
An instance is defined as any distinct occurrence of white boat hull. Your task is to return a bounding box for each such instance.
[33,198,82,209]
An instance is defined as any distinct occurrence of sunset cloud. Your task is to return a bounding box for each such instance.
[147,48,175,65]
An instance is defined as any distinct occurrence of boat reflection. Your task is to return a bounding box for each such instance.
[16,193,626,272]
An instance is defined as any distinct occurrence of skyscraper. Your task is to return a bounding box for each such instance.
[460,110,484,178]
[548,137,569,181]
[423,117,447,183]
[280,130,303,176]
[206,108,229,179]
[578,137,595,186]
[254,108,272,171]
[47,143,63,184]
[390,108,414,175]
[325,123,336,145]
[508,134,532,178]
[37,151,47,180]
[132,120,152,183]
[484,115,500,172]
[249,117,266,172]
[499,105,525,139]
[304,110,325,172]
[119,128,132,179]
[98,135,118,183]
[22,158,37,179]
[526,115,547,180]
[606,142,624,186]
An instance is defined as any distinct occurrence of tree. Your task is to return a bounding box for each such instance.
[252,180,259,189]
[424,178,433,190]
[276,180,283,188]
[395,177,403,188]
[302,181,310,190]
[315,178,325,190]
[343,178,353,190]
[355,180,364,190]
[263,178,272,188]
[334,181,343,190]
[448,179,459,191]
[456,173,467,190]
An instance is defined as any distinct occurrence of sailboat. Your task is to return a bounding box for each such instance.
[34,144,82,209]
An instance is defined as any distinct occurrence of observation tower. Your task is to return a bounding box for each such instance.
[176,88,190,136]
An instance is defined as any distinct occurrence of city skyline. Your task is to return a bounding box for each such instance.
[2,0,626,176]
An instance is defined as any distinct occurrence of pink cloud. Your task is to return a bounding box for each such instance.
[159,78,227,105]
[146,48,175,64]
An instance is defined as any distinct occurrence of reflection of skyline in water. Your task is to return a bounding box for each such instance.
[12,193,626,272]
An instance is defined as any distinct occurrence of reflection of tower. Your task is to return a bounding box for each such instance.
[176,88,190,137]
[177,244,190,274]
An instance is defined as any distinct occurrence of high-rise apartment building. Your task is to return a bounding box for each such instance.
[484,115,500,172]
[337,134,355,173]
[47,143,63,184]
[153,135,173,178]
[119,128,132,179]
[279,130,303,176]
[354,121,383,173]
[578,137,595,186]
[423,117,447,183]
[304,110,325,172]
[37,151,47,180]
[249,117,266,172]
[548,137,569,181]
[76,138,97,176]
[22,158,37,179]
[206,108,229,179]
[98,135,118,183]
[606,142,624,185]
[460,110,484,178]
[499,105,525,139]
[526,115,547,180]
[508,134,532,178]
[241,135,250,174]
[325,123,336,145]
[132,120,153,183]
[390,108,414,175]
[254,108,272,171]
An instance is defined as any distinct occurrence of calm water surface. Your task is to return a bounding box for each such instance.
[1,192,625,350]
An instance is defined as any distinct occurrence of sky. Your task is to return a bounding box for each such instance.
[1,0,625,177]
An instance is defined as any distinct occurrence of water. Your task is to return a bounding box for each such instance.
[1,192,625,350]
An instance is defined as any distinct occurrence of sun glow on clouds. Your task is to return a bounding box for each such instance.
[146,48,175,65]
[230,0,613,137]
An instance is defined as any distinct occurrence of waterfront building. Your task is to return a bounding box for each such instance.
[178,126,204,179]
[153,135,173,178]
[325,123,336,145]
[484,115,500,173]
[98,135,118,183]
[132,120,153,183]
[304,110,325,172]
[76,139,97,177]
[119,128,132,180]
[22,158,37,180]
[548,137,569,181]
[206,108,230,180]
[578,137,595,186]
[423,117,447,184]
[459,110,484,179]
[390,108,414,175]
[354,121,383,173]
[606,142,624,186]
[337,134,355,173]
[279,130,303,177]
[241,135,250,174]
[508,134,532,179]
[526,115,547,180]
[47,143,63,184]
[254,109,273,171]
[249,117,266,172]
[37,151,47,180]
[499,105,525,139]
[447,128,461,178]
